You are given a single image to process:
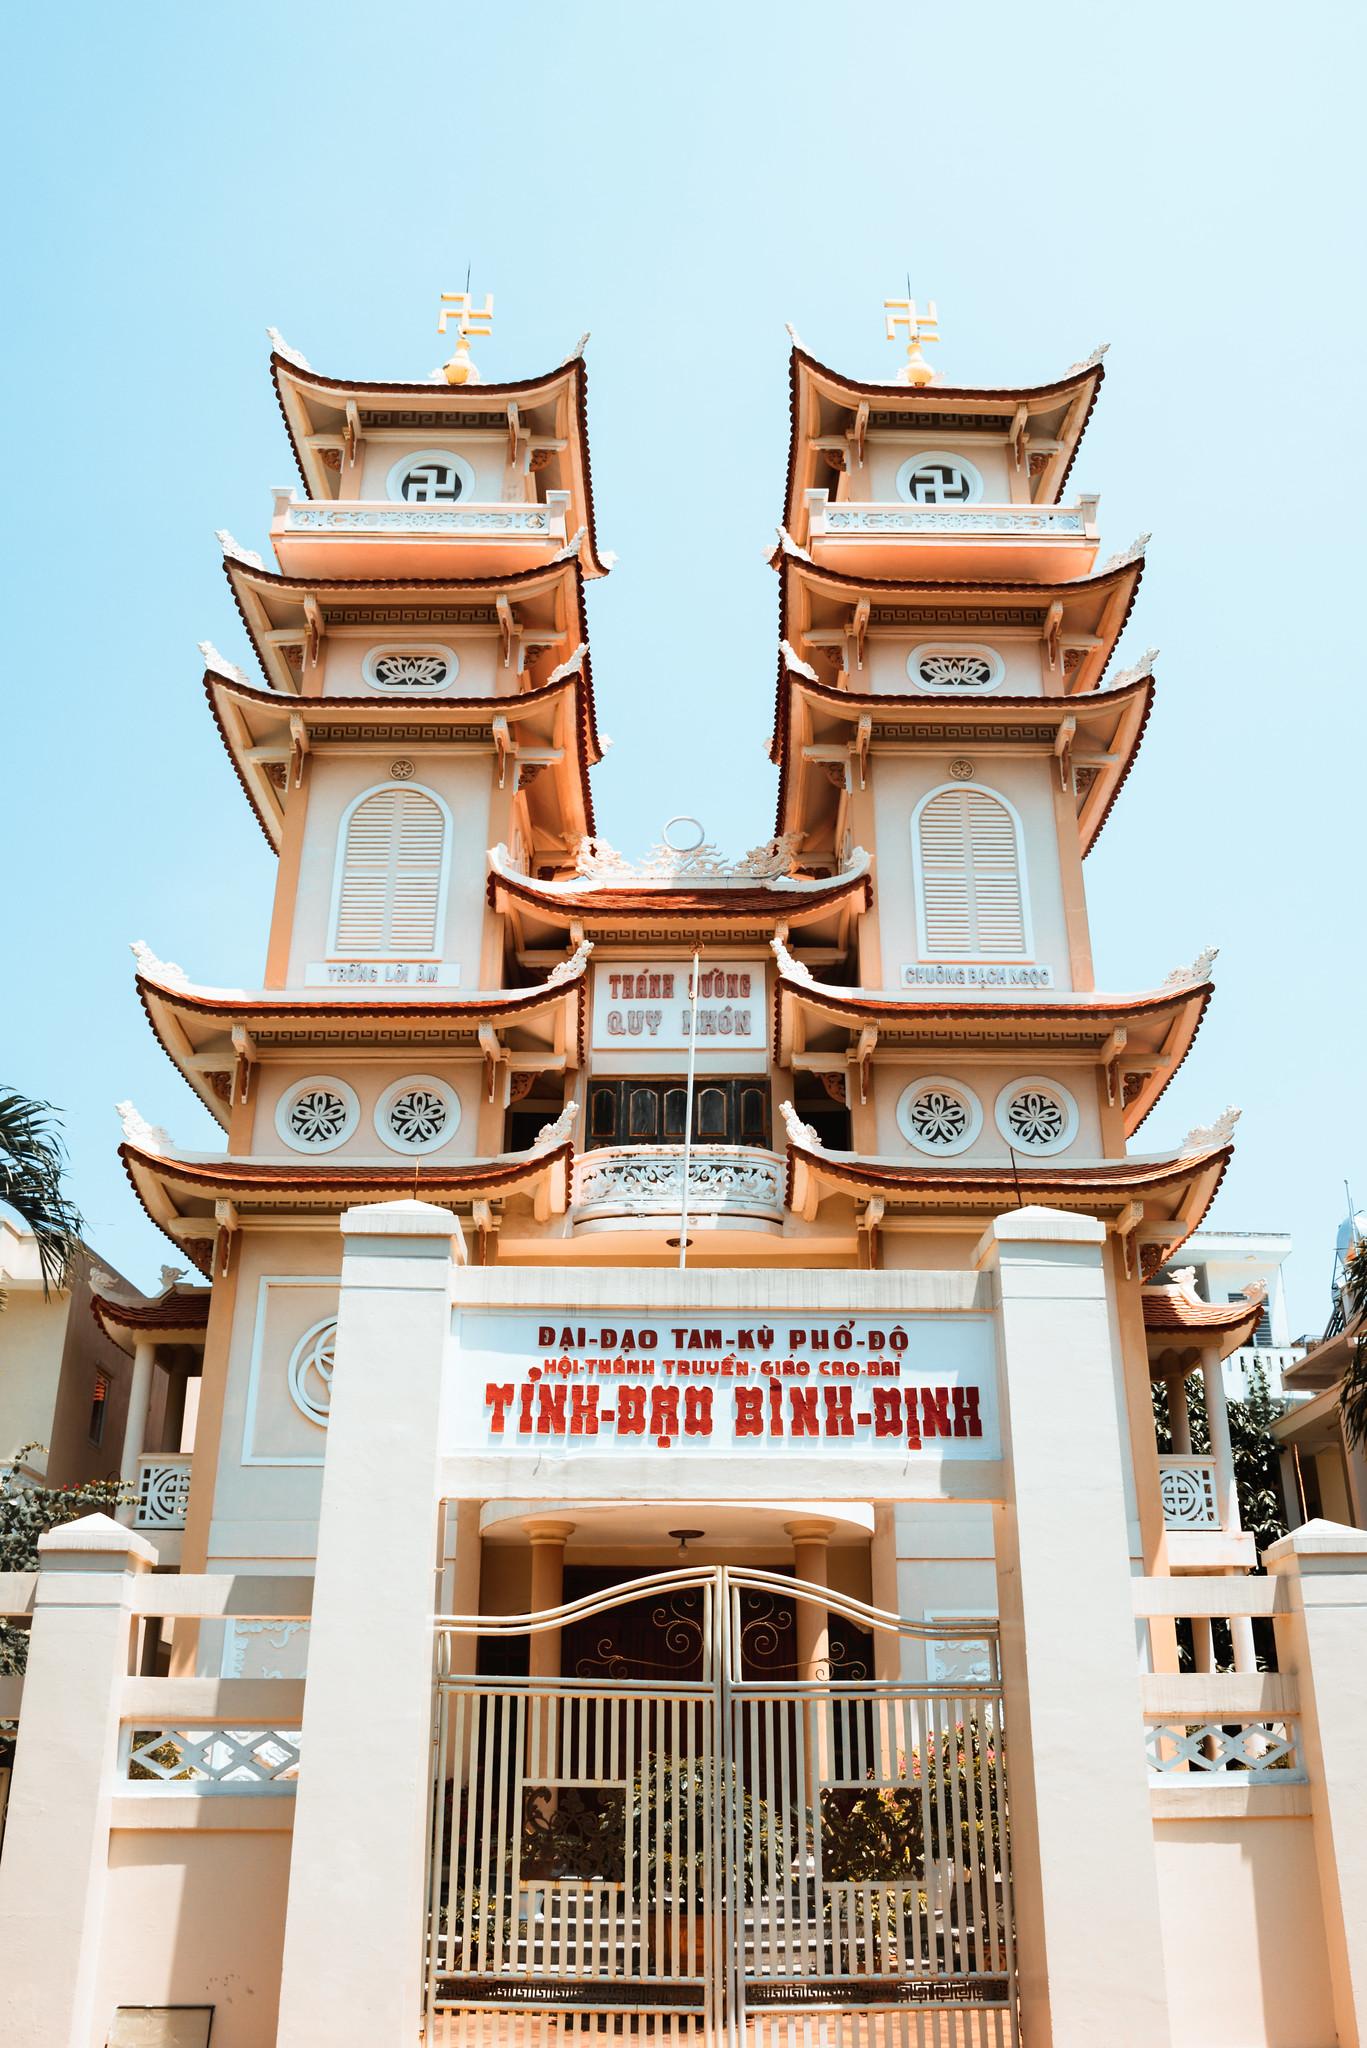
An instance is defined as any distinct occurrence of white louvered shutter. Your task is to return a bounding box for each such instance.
[917,789,1026,957]
[334,789,445,954]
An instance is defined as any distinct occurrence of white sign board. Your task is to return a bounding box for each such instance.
[902,963,1053,991]
[591,961,767,1051]
[445,1309,998,1460]
[307,959,462,987]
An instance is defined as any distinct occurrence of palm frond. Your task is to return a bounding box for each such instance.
[0,1089,83,1298]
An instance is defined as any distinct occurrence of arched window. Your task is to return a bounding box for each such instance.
[330,784,449,956]
[913,784,1030,958]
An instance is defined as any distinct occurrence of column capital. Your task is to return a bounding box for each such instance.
[1265,1517,1367,1576]
[523,1519,576,1546]
[340,1197,467,1257]
[36,1512,155,1574]
[785,1518,837,1545]
[973,1204,1106,1268]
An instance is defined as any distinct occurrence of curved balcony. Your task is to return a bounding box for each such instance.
[270,488,572,577]
[803,489,1100,579]
[572,1144,786,1238]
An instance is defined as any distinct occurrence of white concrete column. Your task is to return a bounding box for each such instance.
[0,1512,156,2048]
[1265,1519,1367,2047]
[116,1339,157,1526]
[1201,1344,1257,1671]
[275,1199,464,2048]
[786,1517,835,1679]
[525,1519,575,1681]
[979,1207,1171,2048]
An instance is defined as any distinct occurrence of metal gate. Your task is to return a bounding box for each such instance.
[427,1567,1014,2046]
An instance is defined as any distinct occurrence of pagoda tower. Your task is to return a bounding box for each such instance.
[107,300,1244,1612]
[10,298,1352,2048]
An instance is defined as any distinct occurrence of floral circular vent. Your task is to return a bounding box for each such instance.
[376,1075,461,1154]
[275,1077,359,1154]
[897,1077,982,1157]
[995,1078,1078,1157]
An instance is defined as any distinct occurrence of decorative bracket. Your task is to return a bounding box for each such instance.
[230,1025,257,1107]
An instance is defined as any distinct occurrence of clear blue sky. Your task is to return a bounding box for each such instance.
[2,2,1362,1332]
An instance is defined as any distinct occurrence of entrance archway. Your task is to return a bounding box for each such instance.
[427,1567,1015,2044]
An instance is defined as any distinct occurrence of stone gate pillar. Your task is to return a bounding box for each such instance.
[275,1198,463,2048]
[979,1206,1171,2047]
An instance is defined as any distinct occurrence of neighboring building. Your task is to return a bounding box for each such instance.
[1155,1228,1303,1402]
[1274,1211,1367,1530]
[0,1219,139,1488]
[3,305,1367,2048]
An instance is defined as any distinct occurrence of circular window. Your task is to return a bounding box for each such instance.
[287,1317,336,1428]
[375,1074,461,1154]
[385,448,477,505]
[362,644,459,693]
[897,1076,983,1157]
[275,1077,359,1154]
[995,1077,1078,1157]
[907,642,1003,692]
[895,450,983,506]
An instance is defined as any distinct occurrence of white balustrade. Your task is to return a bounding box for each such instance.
[572,1145,785,1227]
[124,1725,301,1794]
[133,1453,192,1530]
[280,500,564,538]
[1157,1455,1221,1530]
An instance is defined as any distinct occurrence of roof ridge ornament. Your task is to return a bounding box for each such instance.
[1181,1105,1241,1154]
[115,1100,173,1155]
[780,639,820,681]
[771,934,817,986]
[130,939,190,989]
[198,639,250,685]
[1098,532,1151,575]
[560,332,591,365]
[545,642,588,686]
[883,294,940,387]
[1066,342,1110,375]
[530,1100,578,1153]
[769,527,812,566]
[544,938,594,987]
[785,321,805,350]
[779,1099,826,1152]
[1163,943,1219,988]
[215,530,264,570]
[266,327,312,371]
[437,288,494,386]
[1112,646,1159,688]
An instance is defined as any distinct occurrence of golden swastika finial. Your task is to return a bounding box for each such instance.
[436,290,494,386]
[883,295,939,387]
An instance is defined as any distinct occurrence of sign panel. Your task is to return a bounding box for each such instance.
[591,961,767,1051]
[446,1309,998,1460]
[307,959,462,986]
[902,962,1053,991]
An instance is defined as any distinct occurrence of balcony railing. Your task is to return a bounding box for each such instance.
[803,489,1100,578]
[1157,1455,1221,1531]
[572,1145,786,1233]
[270,488,572,576]
[133,1452,193,1530]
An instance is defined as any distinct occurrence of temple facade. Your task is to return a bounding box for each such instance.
[3,300,1367,2048]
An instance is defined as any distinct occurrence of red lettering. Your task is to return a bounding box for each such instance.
[823,1385,854,1436]
[953,1386,982,1439]
[683,1387,713,1436]
[872,1388,903,1438]
[485,1384,515,1433]
[617,1384,648,1435]
[920,1386,952,1438]
[789,1387,819,1436]
[570,1386,601,1435]
[651,1385,680,1446]
[768,1378,784,1436]
[735,1387,764,1437]
[536,1384,567,1434]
